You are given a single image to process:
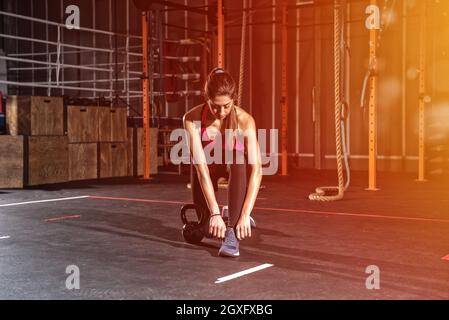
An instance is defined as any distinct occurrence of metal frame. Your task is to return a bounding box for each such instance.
[164,3,169,117]
[46,0,50,96]
[367,0,378,191]
[184,0,189,113]
[295,3,300,160]
[417,0,427,182]
[141,11,151,179]
[126,0,130,109]
[92,0,97,99]
[313,5,322,170]
[227,1,314,13]
[0,7,204,100]
[249,0,253,114]
[154,0,208,16]
[217,0,224,67]
[280,0,288,175]
[344,1,351,156]
[30,0,34,96]
[272,0,276,131]
[401,0,407,170]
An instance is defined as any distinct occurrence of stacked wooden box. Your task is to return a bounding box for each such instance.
[0,135,24,188]
[97,106,128,178]
[126,127,158,177]
[67,105,99,181]
[67,105,128,180]
[1,96,67,188]
[1,96,159,188]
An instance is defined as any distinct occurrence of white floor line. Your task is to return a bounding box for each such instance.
[215,263,274,284]
[0,196,90,207]
[45,215,81,222]
[0,236,11,240]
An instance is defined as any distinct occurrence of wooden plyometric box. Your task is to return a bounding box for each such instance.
[26,136,68,186]
[136,127,158,176]
[98,106,127,142]
[111,107,127,142]
[125,128,134,176]
[68,143,98,181]
[99,142,127,178]
[0,135,24,188]
[98,107,111,142]
[6,96,64,136]
[67,106,99,143]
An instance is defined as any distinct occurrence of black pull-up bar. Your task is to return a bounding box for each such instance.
[133,0,209,15]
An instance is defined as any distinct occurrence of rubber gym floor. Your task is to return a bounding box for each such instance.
[0,170,448,299]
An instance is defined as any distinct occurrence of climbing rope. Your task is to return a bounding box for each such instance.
[309,0,345,201]
[237,0,247,108]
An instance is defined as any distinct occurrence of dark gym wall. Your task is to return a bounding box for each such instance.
[224,0,442,174]
[2,0,446,174]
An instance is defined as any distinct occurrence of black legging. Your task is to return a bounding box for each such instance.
[190,160,247,230]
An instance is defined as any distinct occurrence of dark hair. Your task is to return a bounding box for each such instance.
[204,67,236,101]
[204,67,239,135]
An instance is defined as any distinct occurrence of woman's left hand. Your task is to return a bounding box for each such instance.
[235,216,252,240]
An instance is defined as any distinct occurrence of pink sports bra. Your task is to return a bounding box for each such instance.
[200,103,245,152]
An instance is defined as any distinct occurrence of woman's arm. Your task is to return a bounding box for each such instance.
[236,116,263,240]
[183,115,226,238]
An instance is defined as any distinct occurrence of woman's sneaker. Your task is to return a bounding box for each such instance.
[218,228,240,257]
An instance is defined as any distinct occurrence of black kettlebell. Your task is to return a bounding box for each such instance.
[180,204,204,244]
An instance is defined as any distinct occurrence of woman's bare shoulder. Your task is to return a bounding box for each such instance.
[183,104,203,123]
[235,106,255,129]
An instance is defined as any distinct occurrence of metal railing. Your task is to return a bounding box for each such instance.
[0,5,205,105]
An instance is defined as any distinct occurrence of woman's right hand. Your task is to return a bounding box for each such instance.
[209,215,227,239]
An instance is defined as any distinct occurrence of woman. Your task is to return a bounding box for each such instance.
[183,67,262,257]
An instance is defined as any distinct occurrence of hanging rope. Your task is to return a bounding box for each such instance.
[309,0,345,201]
[237,0,247,107]
[338,0,351,191]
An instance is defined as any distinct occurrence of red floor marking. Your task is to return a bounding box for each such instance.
[253,206,449,223]
[442,255,449,261]
[45,215,81,222]
[88,196,449,223]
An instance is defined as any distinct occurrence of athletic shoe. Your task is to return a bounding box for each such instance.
[218,228,240,257]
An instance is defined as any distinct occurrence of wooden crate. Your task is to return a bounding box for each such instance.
[136,127,158,176]
[67,106,99,143]
[26,136,68,186]
[0,135,24,188]
[125,128,134,176]
[98,142,127,178]
[68,143,98,181]
[125,127,158,176]
[6,96,64,136]
[111,107,127,142]
[98,106,127,142]
[98,107,111,142]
